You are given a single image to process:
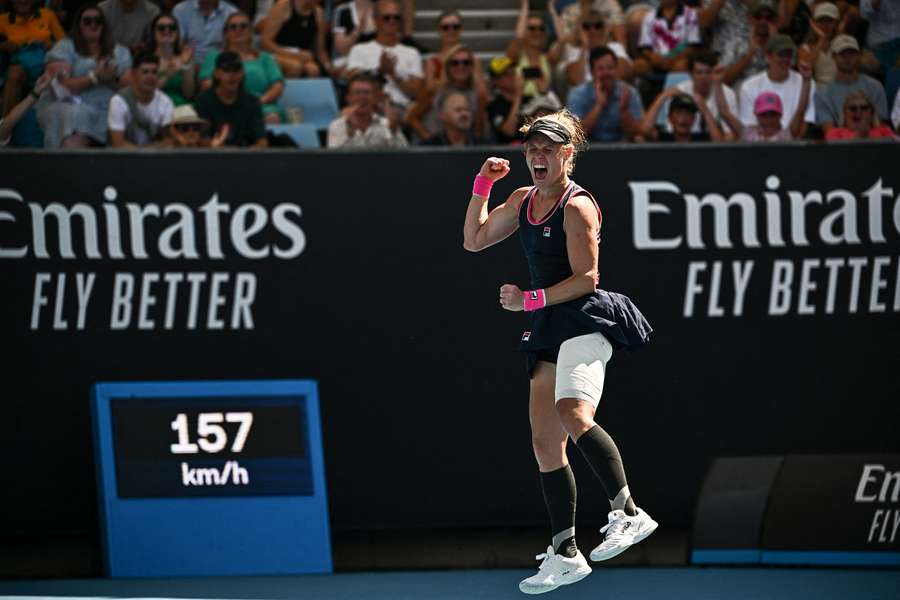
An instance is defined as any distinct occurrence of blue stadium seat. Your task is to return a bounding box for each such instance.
[277,78,340,131]
[266,123,321,148]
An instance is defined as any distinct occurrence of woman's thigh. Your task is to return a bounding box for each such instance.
[529,360,568,471]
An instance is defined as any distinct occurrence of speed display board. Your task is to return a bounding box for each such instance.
[91,380,331,577]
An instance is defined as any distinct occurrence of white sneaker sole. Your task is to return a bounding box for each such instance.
[518,567,592,595]
[589,519,658,562]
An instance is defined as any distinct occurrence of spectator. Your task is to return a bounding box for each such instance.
[641,89,724,141]
[549,0,627,48]
[566,46,642,142]
[143,13,195,106]
[893,89,900,131]
[418,89,483,146]
[346,0,423,111]
[326,72,406,147]
[718,63,813,141]
[633,0,701,77]
[520,89,563,119]
[406,43,487,142]
[0,0,65,115]
[201,11,283,123]
[486,55,525,144]
[98,0,159,48]
[815,34,889,133]
[506,0,559,98]
[423,10,465,94]
[38,3,133,148]
[260,0,331,78]
[0,70,50,144]
[739,34,816,138]
[169,103,229,146]
[107,51,173,146]
[798,2,840,85]
[671,50,739,137]
[825,90,897,140]
[172,0,237,66]
[708,0,776,87]
[332,0,375,74]
[194,50,267,147]
[860,0,900,73]
[559,9,633,88]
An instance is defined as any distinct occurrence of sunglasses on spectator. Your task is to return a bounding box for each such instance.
[440,23,462,31]
[847,104,871,113]
[174,123,204,133]
[582,22,603,31]
[448,58,472,67]
[219,64,243,72]
[156,23,177,32]
[81,15,103,26]
[380,14,402,22]
[527,24,546,32]
[226,22,250,31]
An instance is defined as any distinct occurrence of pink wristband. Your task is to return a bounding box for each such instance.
[472,174,493,198]
[523,289,546,312]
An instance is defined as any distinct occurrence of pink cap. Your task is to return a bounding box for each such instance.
[754,92,783,116]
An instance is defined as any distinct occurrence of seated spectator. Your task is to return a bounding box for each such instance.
[172,0,237,66]
[798,2,840,85]
[423,10,464,94]
[326,72,406,147]
[406,43,487,142]
[825,90,897,140]
[739,34,816,138]
[201,11,283,123]
[168,103,228,147]
[419,89,482,146]
[98,0,159,48]
[346,0,423,111]
[506,0,560,98]
[566,46,642,142]
[706,0,775,87]
[670,50,739,138]
[718,65,813,141]
[0,70,50,145]
[0,0,65,115]
[260,0,331,78]
[633,0,701,77]
[332,0,376,74]
[550,0,626,48]
[559,9,633,88]
[860,0,900,74]
[641,88,724,142]
[194,50,267,147]
[486,56,525,144]
[143,13,195,106]
[107,51,173,146]
[38,3,133,148]
[893,89,900,131]
[520,88,563,120]
[815,34,889,134]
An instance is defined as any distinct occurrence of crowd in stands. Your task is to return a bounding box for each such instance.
[1,0,898,148]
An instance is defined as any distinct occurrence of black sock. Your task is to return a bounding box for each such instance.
[575,425,637,516]
[539,465,578,558]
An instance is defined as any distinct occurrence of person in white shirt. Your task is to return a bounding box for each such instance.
[558,9,633,88]
[739,34,816,139]
[672,50,739,137]
[892,91,900,132]
[107,52,175,147]
[345,0,423,109]
[327,73,407,147]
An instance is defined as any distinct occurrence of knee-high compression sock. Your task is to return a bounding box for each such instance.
[575,425,637,516]
[539,465,578,558]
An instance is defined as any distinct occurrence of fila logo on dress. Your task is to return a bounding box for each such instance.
[522,331,532,342]
[543,227,552,238]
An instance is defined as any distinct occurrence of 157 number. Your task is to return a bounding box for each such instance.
[170,412,254,454]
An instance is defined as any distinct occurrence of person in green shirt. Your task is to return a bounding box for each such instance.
[199,11,285,123]
[144,12,196,106]
[194,50,268,147]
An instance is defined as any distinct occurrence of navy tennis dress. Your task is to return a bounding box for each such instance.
[518,181,652,376]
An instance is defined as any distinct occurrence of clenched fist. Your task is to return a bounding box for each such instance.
[479,157,511,182]
[500,283,524,311]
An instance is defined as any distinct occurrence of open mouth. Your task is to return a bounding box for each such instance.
[533,164,548,181]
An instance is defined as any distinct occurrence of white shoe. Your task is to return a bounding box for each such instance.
[589,507,658,562]
[518,545,591,595]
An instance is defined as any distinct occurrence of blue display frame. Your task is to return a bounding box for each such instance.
[91,380,332,577]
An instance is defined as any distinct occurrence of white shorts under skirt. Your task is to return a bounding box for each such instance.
[554,332,613,406]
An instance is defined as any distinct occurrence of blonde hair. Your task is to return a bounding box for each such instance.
[439,43,476,90]
[519,109,587,176]
[840,90,880,128]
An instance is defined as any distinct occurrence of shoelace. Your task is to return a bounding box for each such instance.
[600,515,632,542]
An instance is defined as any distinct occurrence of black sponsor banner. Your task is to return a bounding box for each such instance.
[2,146,899,541]
[763,455,900,552]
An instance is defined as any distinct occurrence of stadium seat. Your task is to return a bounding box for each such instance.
[277,78,340,131]
[267,123,321,148]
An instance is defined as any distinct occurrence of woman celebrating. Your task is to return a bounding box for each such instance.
[143,12,195,106]
[462,110,656,594]
[506,0,560,98]
[37,3,132,148]
[200,11,284,124]
[825,90,897,141]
